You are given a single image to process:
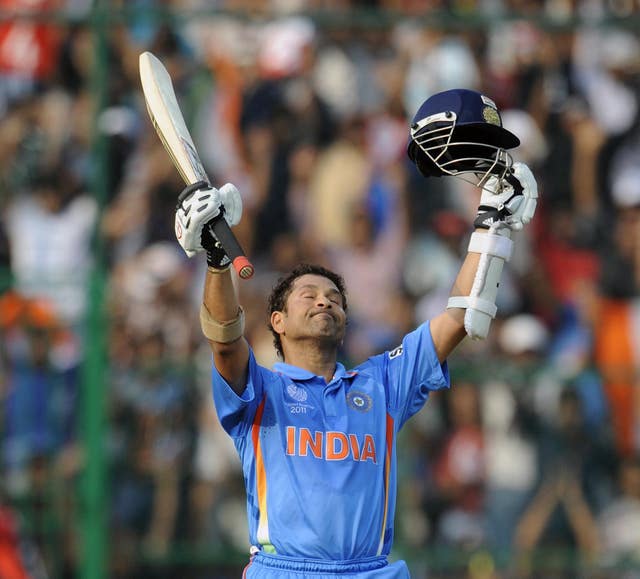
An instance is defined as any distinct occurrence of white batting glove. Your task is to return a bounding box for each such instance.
[474,162,538,231]
[174,180,243,258]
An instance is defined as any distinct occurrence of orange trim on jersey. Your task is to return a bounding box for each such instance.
[377,413,394,554]
[252,398,269,545]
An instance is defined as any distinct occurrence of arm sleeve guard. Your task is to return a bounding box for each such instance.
[447,226,513,340]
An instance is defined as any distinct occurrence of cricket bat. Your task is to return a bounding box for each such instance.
[139,51,254,279]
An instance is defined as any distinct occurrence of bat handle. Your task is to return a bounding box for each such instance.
[210,216,255,280]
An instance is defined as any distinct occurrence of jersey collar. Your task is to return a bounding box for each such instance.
[273,361,358,382]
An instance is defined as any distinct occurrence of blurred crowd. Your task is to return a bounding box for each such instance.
[1,0,640,578]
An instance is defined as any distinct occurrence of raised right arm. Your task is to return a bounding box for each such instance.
[201,266,250,395]
[173,180,250,395]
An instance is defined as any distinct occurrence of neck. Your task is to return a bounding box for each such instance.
[282,342,337,383]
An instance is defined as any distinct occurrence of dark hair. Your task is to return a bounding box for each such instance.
[267,263,348,359]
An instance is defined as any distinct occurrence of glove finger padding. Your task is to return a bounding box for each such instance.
[475,162,538,231]
[218,183,243,227]
[512,163,537,228]
[175,180,223,257]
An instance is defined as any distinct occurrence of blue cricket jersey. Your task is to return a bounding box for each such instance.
[212,321,449,560]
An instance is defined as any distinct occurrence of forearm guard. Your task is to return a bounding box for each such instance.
[447,227,513,340]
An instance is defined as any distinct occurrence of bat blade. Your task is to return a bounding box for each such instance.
[139,51,209,185]
[139,51,254,279]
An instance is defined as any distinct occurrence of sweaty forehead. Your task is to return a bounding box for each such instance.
[292,274,339,293]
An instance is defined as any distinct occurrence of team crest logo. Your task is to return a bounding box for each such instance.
[482,106,501,127]
[287,383,308,402]
[347,391,372,413]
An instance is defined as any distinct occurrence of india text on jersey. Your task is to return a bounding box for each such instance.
[285,426,377,463]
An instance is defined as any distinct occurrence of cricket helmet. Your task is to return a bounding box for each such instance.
[407,89,520,184]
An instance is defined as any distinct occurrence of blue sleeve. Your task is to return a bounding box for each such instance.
[211,349,270,438]
[358,321,450,429]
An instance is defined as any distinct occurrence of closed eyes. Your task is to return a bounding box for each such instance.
[300,292,341,306]
[296,284,343,307]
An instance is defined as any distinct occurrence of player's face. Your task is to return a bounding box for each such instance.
[272,274,347,348]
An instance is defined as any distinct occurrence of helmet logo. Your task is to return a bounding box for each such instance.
[483,106,501,127]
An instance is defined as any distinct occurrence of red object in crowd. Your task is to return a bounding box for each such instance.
[0,506,29,579]
[0,0,62,79]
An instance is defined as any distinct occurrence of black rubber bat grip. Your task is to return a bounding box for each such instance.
[210,215,254,279]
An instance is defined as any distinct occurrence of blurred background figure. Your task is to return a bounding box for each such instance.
[431,381,486,550]
[597,456,640,569]
[4,165,97,333]
[512,386,608,571]
[0,291,79,577]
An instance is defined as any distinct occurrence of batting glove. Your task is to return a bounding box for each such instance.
[474,162,538,231]
[174,180,243,258]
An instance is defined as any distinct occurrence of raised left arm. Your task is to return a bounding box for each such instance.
[430,249,481,362]
[430,162,538,362]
